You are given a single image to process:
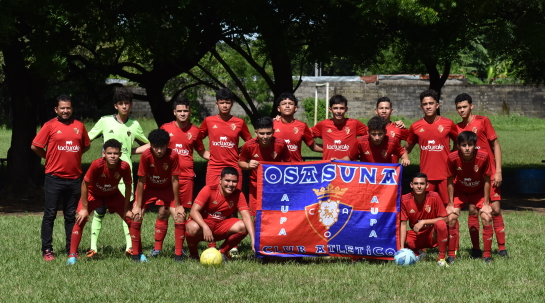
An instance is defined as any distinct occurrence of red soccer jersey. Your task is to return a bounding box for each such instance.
[447,150,493,193]
[456,115,498,173]
[239,137,291,185]
[161,121,205,179]
[193,185,250,220]
[311,118,367,160]
[352,135,405,164]
[400,191,448,230]
[385,123,410,143]
[406,116,458,181]
[137,148,180,189]
[200,115,252,172]
[273,119,315,162]
[32,118,91,179]
[84,158,132,197]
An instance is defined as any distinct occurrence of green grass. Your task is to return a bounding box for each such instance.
[0,211,544,301]
[0,126,10,158]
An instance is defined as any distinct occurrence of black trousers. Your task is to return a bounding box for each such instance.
[41,174,80,253]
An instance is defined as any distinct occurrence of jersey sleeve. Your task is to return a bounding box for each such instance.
[391,141,405,157]
[137,153,148,177]
[399,128,410,141]
[199,119,209,138]
[435,199,448,217]
[352,138,364,161]
[194,187,211,207]
[134,121,150,144]
[83,160,98,183]
[310,122,322,138]
[122,162,133,185]
[194,132,206,152]
[32,122,51,148]
[406,124,417,145]
[81,125,91,147]
[236,192,250,212]
[87,117,104,141]
[302,124,315,146]
[484,153,494,177]
[356,120,368,136]
[483,117,498,142]
[241,121,253,142]
[400,197,409,221]
[448,120,458,141]
[446,155,456,178]
[239,143,252,162]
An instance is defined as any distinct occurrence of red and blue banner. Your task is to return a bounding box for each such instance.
[255,160,402,260]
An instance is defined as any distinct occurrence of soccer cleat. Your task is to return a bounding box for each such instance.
[150,249,162,257]
[446,256,455,265]
[43,249,55,261]
[437,259,450,267]
[133,254,150,263]
[86,249,98,258]
[229,247,240,258]
[498,250,510,258]
[188,254,200,261]
[416,250,427,261]
[221,253,230,263]
[125,247,133,257]
[483,257,493,264]
[174,255,184,262]
[181,248,189,257]
[140,254,149,262]
[471,249,483,259]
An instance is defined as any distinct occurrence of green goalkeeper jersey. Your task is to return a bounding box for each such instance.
[88,114,149,168]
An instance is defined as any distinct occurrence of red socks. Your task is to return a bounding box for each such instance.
[69,221,86,255]
[448,225,458,258]
[208,242,217,248]
[130,221,142,255]
[174,223,185,256]
[468,215,480,250]
[483,225,493,258]
[493,214,506,251]
[434,221,448,260]
[185,232,203,257]
[219,233,247,254]
[154,219,168,251]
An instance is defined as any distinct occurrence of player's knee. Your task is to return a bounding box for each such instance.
[447,215,458,226]
[95,206,107,216]
[480,214,492,225]
[231,220,247,234]
[435,219,447,229]
[157,207,170,220]
[185,222,201,236]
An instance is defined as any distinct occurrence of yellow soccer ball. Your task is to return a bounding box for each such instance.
[200,248,223,267]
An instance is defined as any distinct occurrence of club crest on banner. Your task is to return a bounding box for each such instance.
[305,184,353,241]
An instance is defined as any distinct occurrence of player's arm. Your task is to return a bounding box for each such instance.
[87,118,103,141]
[172,175,184,219]
[413,217,447,233]
[239,159,260,170]
[31,145,46,159]
[404,142,415,154]
[124,182,131,217]
[133,143,150,154]
[189,203,214,242]
[309,142,323,152]
[76,180,90,225]
[240,209,256,252]
[492,138,502,187]
[197,149,210,160]
[393,120,406,129]
[132,176,145,221]
[82,145,91,153]
[481,175,492,217]
[399,220,407,249]
[340,156,351,161]
[446,176,457,216]
[400,152,410,166]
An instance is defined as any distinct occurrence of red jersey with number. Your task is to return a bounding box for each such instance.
[446,150,493,193]
[84,158,132,197]
[32,118,91,179]
[400,191,447,230]
[311,119,367,160]
[406,116,457,180]
[239,137,291,185]
[193,185,249,220]
[456,115,498,174]
[351,135,405,164]
[273,119,315,162]
[161,121,205,179]
[200,115,252,172]
[137,148,180,189]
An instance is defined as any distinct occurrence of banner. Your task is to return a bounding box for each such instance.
[255,160,402,260]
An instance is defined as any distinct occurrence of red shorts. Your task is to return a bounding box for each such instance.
[187,217,241,241]
[428,179,448,205]
[454,189,487,209]
[490,180,501,201]
[77,191,125,217]
[178,178,194,209]
[136,186,175,208]
[405,228,436,250]
[206,167,243,190]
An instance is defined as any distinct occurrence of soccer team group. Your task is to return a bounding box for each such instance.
[31,86,507,266]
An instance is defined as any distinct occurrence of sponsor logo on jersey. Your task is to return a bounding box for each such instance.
[474,165,479,172]
[96,182,116,192]
[420,140,444,152]
[472,127,478,133]
[163,163,169,170]
[173,143,190,156]
[57,141,81,152]
[438,125,444,133]
[459,178,481,187]
[230,123,236,131]
[326,139,349,151]
[109,130,114,133]
[284,139,298,152]
[212,136,236,148]
[424,205,431,213]
[410,209,415,213]
[150,175,168,185]
[74,128,79,134]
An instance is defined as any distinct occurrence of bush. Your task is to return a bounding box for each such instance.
[301,97,327,125]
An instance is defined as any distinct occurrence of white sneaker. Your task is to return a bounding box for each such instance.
[437,259,450,267]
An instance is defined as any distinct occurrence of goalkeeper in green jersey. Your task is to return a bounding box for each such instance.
[86,86,149,257]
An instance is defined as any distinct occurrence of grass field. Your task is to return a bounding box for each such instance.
[1,114,545,302]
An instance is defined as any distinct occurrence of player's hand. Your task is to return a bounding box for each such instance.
[132,206,142,221]
[175,205,185,220]
[413,221,424,233]
[76,209,89,225]
[401,158,410,166]
[446,205,459,217]
[249,160,260,170]
[251,238,256,253]
[494,172,503,187]
[480,204,492,218]
[274,115,281,121]
[203,226,214,242]
[394,120,406,129]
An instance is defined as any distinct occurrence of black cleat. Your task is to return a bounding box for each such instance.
[471,249,483,259]
[446,256,456,265]
[483,257,493,264]
[174,255,184,262]
[132,254,140,262]
[498,250,510,258]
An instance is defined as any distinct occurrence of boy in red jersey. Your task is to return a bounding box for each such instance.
[239,117,291,215]
[185,167,255,261]
[199,88,252,189]
[375,96,409,143]
[446,131,494,264]
[66,139,132,265]
[311,95,367,160]
[31,95,91,260]
[130,129,184,262]
[400,173,449,266]
[454,93,508,259]
[405,89,458,205]
[149,96,210,257]
[273,92,322,161]
[344,116,410,166]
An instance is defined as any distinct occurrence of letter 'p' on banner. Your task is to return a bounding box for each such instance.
[255,160,401,260]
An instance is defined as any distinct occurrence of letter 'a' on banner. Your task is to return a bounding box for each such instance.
[255,160,402,260]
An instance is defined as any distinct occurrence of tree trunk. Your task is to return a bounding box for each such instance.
[1,40,43,196]
[143,81,174,128]
[268,46,297,118]
[424,60,452,115]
